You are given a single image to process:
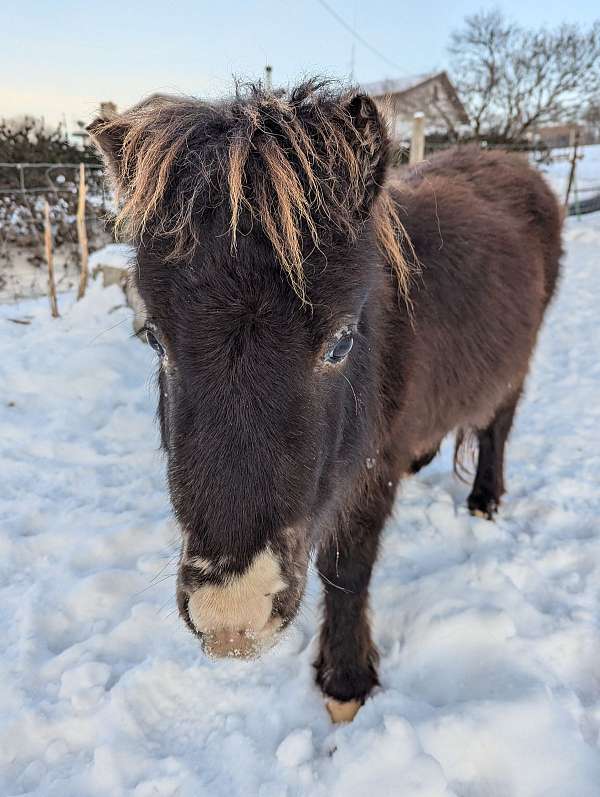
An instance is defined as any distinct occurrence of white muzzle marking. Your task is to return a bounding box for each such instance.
[187,548,286,658]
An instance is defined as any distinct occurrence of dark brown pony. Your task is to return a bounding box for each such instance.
[89,80,562,722]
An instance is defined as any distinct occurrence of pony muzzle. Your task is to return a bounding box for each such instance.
[181,548,287,659]
[197,616,283,659]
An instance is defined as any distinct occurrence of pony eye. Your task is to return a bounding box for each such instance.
[325,332,354,364]
[145,329,165,356]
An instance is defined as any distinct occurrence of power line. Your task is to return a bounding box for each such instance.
[315,0,403,75]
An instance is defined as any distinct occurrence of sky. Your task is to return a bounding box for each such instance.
[2,0,599,128]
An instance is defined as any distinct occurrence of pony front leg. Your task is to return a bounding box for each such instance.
[314,481,393,722]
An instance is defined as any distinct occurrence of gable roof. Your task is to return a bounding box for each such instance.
[360,71,469,126]
[360,73,435,98]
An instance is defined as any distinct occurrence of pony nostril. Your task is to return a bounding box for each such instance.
[198,616,283,659]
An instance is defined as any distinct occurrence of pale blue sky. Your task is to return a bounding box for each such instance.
[3,0,598,128]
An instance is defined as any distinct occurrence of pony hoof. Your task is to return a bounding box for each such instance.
[326,698,362,724]
[471,507,495,520]
[468,492,498,520]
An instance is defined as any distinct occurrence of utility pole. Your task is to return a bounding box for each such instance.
[265,65,273,92]
[349,0,357,81]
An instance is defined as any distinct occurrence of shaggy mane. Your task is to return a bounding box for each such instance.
[92,79,414,301]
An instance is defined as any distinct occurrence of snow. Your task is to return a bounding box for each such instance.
[538,143,600,201]
[1,214,600,796]
[89,244,135,272]
[276,729,314,768]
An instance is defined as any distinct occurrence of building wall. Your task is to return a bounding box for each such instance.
[373,77,465,141]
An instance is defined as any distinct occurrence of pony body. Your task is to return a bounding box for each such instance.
[90,81,561,721]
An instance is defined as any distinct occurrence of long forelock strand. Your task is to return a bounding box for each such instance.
[98,82,415,303]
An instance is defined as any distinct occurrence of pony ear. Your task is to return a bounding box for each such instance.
[87,115,129,191]
[344,93,389,214]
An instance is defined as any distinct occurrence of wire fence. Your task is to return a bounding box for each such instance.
[393,138,571,165]
[1,137,598,265]
[0,162,102,193]
[0,161,117,305]
[391,135,600,214]
[0,162,112,249]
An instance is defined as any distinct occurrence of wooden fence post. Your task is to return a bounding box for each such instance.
[76,163,89,300]
[44,200,60,318]
[409,112,425,165]
[564,127,580,210]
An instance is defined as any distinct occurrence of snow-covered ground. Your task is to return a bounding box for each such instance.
[538,143,600,203]
[1,213,600,796]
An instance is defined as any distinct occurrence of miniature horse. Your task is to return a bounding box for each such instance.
[89,80,562,722]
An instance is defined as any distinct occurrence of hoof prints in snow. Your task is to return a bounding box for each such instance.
[1,215,600,795]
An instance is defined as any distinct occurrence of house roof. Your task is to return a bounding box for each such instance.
[360,71,470,126]
[360,73,436,98]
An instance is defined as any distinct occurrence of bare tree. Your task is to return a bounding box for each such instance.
[449,10,600,141]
